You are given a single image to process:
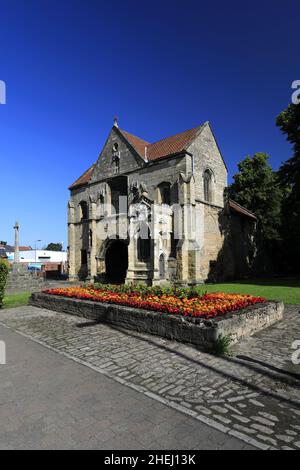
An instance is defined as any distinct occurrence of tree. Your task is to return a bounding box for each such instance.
[0,259,9,308]
[276,103,300,270]
[229,153,283,243]
[45,243,63,251]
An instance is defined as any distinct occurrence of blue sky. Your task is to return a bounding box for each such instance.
[0,0,298,248]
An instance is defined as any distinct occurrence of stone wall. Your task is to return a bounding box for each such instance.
[222,211,257,280]
[198,203,224,280]
[6,265,44,294]
[30,293,284,349]
[69,149,189,282]
[67,123,256,284]
[91,127,144,182]
[203,208,257,281]
[187,123,227,207]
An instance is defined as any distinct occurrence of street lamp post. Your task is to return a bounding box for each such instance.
[61,241,64,275]
[34,240,41,264]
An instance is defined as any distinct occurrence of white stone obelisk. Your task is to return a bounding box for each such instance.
[13,221,20,264]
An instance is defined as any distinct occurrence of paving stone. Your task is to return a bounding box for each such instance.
[232,415,250,424]
[251,416,276,426]
[258,412,279,422]
[1,304,300,450]
[276,434,294,443]
[211,406,229,414]
[251,423,275,435]
[0,324,248,450]
[213,415,232,425]
[256,434,277,446]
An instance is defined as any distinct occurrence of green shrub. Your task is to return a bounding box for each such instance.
[91,282,201,299]
[208,334,232,356]
[0,259,9,308]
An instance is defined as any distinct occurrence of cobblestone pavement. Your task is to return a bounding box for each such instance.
[1,304,300,450]
[0,326,250,450]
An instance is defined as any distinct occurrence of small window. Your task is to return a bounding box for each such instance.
[114,157,120,174]
[112,143,120,174]
[158,182,171,205]
[79,201,88,220]
[204,170,213,203]
[170,215,178,257]
[98,194,105,217]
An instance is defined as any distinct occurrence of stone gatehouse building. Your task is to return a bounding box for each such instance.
[68,120,256,284]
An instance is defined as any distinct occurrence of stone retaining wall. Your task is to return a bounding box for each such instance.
[6,266,44,294]
[30,293,284,348]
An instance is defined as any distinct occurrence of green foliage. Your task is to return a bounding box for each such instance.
[276,103,300,271]
[209,334,232,356]
[45,242,63,251]
[229,152,283,242]
[92,283,198,299]
[0,259,9,308]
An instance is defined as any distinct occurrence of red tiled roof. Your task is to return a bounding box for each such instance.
[69,124,203,189]
[69,164,95,189]
[229,199,257,220]
[119,125,202,161]
[146,125,202,161]
[119,129,149,159]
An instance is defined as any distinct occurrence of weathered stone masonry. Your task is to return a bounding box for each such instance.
[68,121,257,285]
[30,293,284,348]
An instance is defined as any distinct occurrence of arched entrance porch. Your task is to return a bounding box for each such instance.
[105,240,128,284]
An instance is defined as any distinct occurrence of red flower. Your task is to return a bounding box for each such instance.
[43,287,266,319]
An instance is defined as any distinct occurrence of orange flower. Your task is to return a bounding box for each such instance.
[43,287,266,318]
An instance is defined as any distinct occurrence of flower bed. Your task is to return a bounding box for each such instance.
[43,285,266,319]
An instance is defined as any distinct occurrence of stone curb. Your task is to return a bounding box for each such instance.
[30,293,284,348]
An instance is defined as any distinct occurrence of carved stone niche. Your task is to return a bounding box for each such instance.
[130,200,151,222]
[158,217,169,239]
[139,182,149,198]
[94,188,106,218]
[179,172,193,184]
[89,194,97,204]
[130,181,139,193]
[112,143,120,174]
[179,172,195,204]
[130,181,149,200]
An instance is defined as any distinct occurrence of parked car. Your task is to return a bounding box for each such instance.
[28,263,42,272]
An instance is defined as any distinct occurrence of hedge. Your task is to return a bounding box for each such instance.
[0,259,9,307]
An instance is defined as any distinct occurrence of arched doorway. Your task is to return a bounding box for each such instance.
[105,240,128,284]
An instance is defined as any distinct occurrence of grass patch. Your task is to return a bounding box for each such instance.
[196,277,300,305]
[2,292,31,309]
